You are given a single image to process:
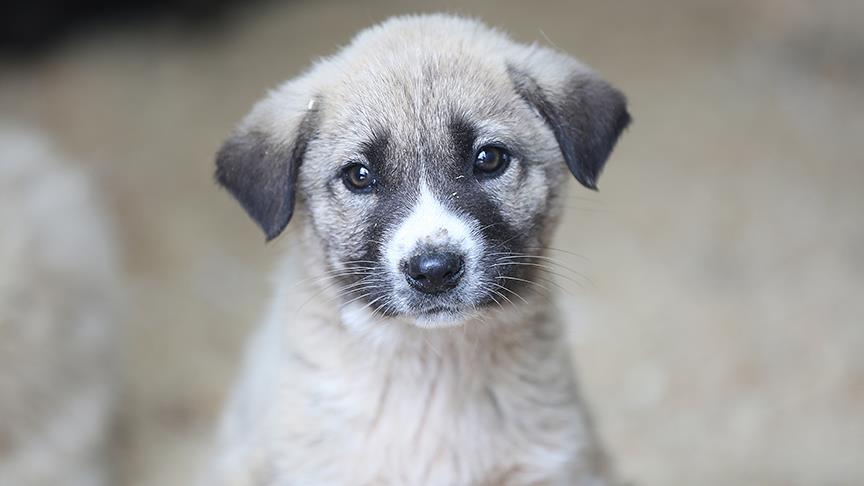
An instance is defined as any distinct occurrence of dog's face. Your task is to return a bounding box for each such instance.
[216,15,629,328]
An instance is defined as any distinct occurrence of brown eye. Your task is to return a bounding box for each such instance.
[342,163,376,193]
[473,145,511,179]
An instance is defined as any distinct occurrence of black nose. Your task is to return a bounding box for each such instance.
[404,251,464,294]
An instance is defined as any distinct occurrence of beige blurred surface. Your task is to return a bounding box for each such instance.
[1,0,863,484]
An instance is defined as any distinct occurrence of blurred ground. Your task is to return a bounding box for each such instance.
[1,0,862,485]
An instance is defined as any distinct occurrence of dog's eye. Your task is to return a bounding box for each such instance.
[342,163,376,193]
[473,146,511,179]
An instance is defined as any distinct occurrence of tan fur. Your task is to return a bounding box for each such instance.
[209,14,627,485]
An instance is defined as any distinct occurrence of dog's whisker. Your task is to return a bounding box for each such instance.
[466,300,490,328]
[332,285,378,302]
[333,276,389,295]
[345,292,387,313]
[340,284,390,309]
[294,272,384,313]
[489,252,591,281]
[291,266,378,288]
[488,281,529,305]
[534,274,577,296]
[477,284,506,311]
[488,251,586,269]
[337,284,387,303]
[475,221,507,233]
[485,287,512,310]
[311,272,378,295]
[488,262,589,288]
[375,300,395,320]
[304,270,377,287]
[521,247,589,260]
[493,253,584,267]
[497,275,554,295]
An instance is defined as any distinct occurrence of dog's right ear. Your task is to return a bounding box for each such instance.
[507,46,630,190]
[215,95,319,241]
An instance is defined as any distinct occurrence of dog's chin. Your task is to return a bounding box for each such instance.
[411,306,471,329]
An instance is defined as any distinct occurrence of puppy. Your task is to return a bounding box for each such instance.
[210,14,630,486]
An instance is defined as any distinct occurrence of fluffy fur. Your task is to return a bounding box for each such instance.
[210,14,629,485]
[0,124,118,486]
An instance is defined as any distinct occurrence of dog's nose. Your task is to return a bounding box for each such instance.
[404,251,464,294]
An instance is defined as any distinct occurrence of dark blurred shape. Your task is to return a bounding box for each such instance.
[0,0,257,55]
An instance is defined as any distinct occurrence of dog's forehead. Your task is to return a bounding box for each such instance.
[335,52,510,132]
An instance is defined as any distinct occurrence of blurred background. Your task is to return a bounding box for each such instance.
[1,0,862,485]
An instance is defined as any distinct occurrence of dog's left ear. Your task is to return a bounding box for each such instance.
[507,49,631,190]
[215,89,319,241]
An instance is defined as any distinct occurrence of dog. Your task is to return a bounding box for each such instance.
[209,14,630,486]
[0,124,118,486]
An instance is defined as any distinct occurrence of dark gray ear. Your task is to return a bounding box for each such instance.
[507,64,631,190]
[215,109,317,241]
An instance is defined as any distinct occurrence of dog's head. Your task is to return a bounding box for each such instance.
[216,15,629,328]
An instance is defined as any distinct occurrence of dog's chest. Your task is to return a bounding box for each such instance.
[267,351,588,485]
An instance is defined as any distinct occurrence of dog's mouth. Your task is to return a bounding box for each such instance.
[335,250,536,328]
[335,254,556,332]
[416,305,458,317]
[337,266,520,327]
[412,305,469,327]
